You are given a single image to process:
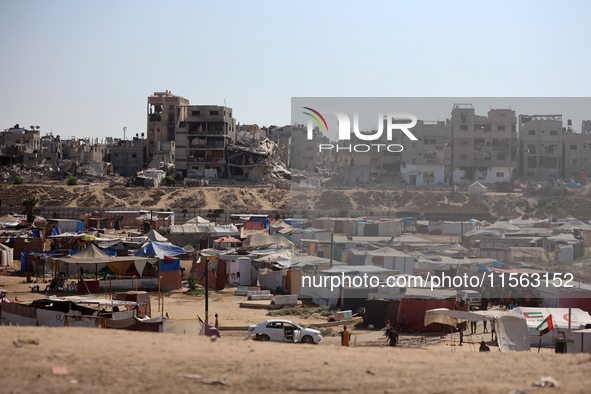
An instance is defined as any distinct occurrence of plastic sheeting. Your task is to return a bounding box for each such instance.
[133,242,187,258]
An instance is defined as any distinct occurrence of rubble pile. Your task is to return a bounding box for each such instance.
[1,160,125,185]
[228,131,291,188]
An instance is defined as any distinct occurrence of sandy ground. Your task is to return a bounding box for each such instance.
[3,271,591,393]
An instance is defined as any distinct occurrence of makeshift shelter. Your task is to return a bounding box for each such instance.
[365,247,414,274]
[467,181,488,195]
[242,234,293,249]
[133,242,187,258]
[512,307,591,345]
[59,245,156,273]
[228,257,253,286]
[185,216,211,225]
[0,243,14,267]
[424,308,530,352]
[190,252,229,290]
[159,256,182,291]
[146,229,169,243]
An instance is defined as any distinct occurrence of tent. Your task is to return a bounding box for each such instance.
[467,181,488,195]
[133,242,187,258]
[146,230,169,242]
[185,216,211,225]
[512,307,591,345]
[58,244,157,276]
[0,243,13,267]
[424,308,530,352]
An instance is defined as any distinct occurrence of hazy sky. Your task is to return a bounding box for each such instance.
[1,1,591,141]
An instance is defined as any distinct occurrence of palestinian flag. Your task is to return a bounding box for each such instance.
[536,315,554,336]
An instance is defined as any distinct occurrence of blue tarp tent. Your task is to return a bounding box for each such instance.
[133,242,186,258]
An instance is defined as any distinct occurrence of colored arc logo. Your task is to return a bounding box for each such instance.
[302,107,329,131]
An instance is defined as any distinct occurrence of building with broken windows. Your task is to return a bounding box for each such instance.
[518,115,563,179]
[0,125,41,166]
[110,137,147,176]
[400,120,451,185]
[147,91,189,158]
[451,104,518,184]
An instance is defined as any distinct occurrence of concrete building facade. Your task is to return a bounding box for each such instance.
[518,115,563,179]
[176,104,236,179]
[400,120,451,185]
[111,138,147,176]
[451,104,518,184]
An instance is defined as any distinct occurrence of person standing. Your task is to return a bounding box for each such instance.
[386,328,399,347]
[341,326,351,346]
[215,313,219,328]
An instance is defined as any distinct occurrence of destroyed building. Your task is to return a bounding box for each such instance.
[110,136,147,176]
[226,130,290,182]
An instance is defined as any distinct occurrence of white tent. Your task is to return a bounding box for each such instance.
[512,307,591,345]
[186,216,211,225]
[424,308,530,352]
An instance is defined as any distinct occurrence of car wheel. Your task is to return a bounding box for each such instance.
[301,335,314,344]
[260,334,270,341]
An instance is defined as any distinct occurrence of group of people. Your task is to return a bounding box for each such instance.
[340,322,399,347]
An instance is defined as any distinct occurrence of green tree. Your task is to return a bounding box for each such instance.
[13,176,24,185]
[67,176,78,186]
[162,176,176,187]
[22,196,40,223]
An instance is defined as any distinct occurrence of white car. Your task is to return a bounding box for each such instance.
[247,319,322,344]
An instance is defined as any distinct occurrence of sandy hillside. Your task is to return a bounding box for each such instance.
[3,184,591,219]
[0,184,291,211]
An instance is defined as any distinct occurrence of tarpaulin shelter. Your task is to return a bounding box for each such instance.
[396,299,456,332]
[133,242,187,258]
[424,308,530,352]
[512,307,591,345]
[159,256,182,291]
[58,244,157,276]
[190,252,229,290]
[146,229,169,242]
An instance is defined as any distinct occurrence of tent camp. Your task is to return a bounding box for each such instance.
[424,308,530,352]
[512,307,591,345]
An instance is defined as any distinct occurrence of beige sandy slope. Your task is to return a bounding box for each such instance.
[2,325,591,394]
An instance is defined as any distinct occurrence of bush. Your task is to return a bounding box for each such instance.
[13,176,24,185]
[187,274,198,291]
[162,176,176,187]
[66,176,78,186]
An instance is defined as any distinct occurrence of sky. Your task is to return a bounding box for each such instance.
[1,1,591,141]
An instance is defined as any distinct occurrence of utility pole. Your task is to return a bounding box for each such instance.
[329,229,334,268]
[205,256,209,324]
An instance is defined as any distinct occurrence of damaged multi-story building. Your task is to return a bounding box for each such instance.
[451,104,518,183]
[110,134,147,176]
[518,114,563,179]
[226,129,289,182]
[0,124,41,166]
[562,120,591,180]
[147,91,236,179]
[400,120,451,185]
